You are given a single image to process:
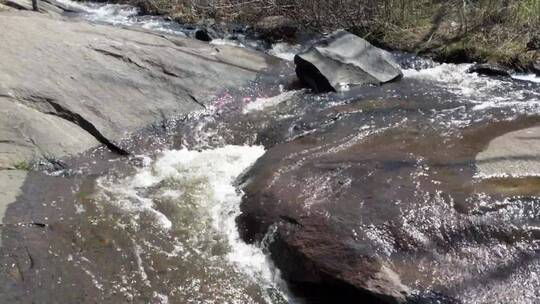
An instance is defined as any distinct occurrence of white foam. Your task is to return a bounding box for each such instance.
[243,90,300,113]
[152,292,169,304]
[268,42,303,61]
[97,170,174,230]
[64,0,139,25]
[403,63,491,97]
[141,20,188,37]
[210,38,245,48]
[147,146,275,283]
[96,146,288,299]
[57,0,191,36]
[55,0,94,11]
[404,63,540,112]
[511,74,540,83]
[56,0,139,25]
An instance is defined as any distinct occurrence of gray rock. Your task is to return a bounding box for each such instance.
[476,126,540,177]
[2,0,34,10]
[0,12,274,168]
[294,30,403,92]
[0,169,26,247]
[0,3,13,10]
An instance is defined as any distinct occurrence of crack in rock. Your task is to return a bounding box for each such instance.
[90,47,148,71]
[0,93,129,156]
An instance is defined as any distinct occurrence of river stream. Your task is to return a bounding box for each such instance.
[1,1,540,303]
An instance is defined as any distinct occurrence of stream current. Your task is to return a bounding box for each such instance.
[1,1,540,303]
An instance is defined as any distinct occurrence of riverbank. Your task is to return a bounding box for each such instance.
[107,0,540,73]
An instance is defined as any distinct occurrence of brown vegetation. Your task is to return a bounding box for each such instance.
[130,0,539,70]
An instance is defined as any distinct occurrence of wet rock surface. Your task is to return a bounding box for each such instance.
[239,109,540,303]
[295,30,403,92]
[233,70,540,303]
[1,1,540,304]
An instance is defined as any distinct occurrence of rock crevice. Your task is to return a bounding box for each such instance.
[0,93,128,156]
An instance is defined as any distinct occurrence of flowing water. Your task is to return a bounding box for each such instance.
[1,1,540,303]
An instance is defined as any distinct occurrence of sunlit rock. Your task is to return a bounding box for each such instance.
[294,30,403,92]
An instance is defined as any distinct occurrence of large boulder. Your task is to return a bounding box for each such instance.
[237,101,540,303]
[193,28,213,42]
[0,11,275,169]
[294,30,403,92]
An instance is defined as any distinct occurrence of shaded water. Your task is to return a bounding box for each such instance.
[1,1,540,303]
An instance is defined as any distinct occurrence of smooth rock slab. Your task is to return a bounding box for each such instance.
[0,11,275,168]
[476,126,540,177]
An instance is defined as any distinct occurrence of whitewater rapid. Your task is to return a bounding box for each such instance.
[95,145,290,303]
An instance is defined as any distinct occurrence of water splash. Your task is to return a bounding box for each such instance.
[403,63,540,112]
[95,145,290,303]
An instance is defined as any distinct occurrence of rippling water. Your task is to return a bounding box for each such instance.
[94,146,289,303]
[3,1,540,303]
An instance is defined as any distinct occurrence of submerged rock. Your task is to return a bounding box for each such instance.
[476,126,540,178]
[238,103,540,303]
[466,63,512,77]
[294,30,403,92]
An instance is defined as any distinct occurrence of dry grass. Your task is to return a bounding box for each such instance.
[133,0,539,69]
